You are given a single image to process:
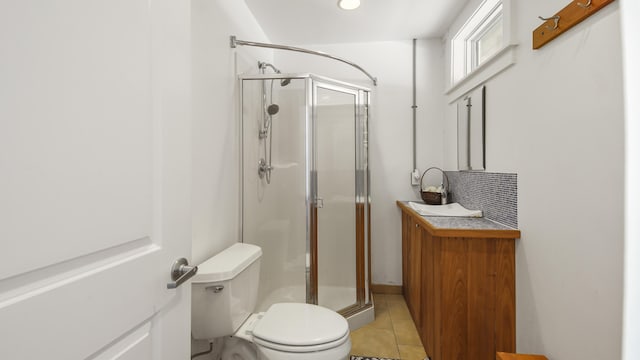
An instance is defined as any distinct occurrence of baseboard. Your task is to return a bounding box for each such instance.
[370,284,403,295]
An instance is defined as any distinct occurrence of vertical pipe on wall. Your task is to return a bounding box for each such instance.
[412,38,417,171]
[410,38,421,187]
[465,96,472,170]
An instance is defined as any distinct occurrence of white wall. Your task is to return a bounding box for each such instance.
[443,1,624,359]
[191,0,272,266]
[276,40,445,286]
[620,1,640,359]
[190,1,271,357]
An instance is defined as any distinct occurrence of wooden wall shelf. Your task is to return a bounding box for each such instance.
[533,0,616,49]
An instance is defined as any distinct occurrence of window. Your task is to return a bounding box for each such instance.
[451,0,510,85]
[474,11,503,66]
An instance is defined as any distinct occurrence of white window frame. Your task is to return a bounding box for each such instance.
[468,6,503,70]
[446,0,517,102]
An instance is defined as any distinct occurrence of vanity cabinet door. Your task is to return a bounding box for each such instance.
[420,229,437,360]
[435,237,516,360]
[401,213,410,300]
[402,213,423,326]
[439,237,497,360]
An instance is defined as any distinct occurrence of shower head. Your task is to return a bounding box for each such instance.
[267,104,280,115]
[259,62,282,74]
[259,62,290,87]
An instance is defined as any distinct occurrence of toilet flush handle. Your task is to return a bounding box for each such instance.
[206,285,225,293]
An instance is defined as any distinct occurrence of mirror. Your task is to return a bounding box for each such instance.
[457,85,485,170]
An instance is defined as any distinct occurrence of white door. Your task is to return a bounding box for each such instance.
[0,1,192,359]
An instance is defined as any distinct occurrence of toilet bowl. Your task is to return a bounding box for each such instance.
[191,243,351,360]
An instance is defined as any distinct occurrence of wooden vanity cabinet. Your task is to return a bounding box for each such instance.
[402,212,423,327]
[399,203,519,360]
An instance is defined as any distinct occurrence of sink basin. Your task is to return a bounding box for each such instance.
[408,202,482,217]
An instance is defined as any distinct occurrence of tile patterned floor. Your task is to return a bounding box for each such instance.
[350,293,427,360]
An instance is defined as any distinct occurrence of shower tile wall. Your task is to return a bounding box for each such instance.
[242,78,308,311]
[445,171,518,229]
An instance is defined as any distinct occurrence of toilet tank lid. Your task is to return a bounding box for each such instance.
[192,243,262,283]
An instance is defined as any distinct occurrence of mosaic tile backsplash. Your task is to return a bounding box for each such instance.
[445,171,518,229]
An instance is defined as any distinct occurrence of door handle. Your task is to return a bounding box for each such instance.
[167,258,198,289]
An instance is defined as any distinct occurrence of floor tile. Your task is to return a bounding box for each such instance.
[387,298,412,321]
[398,344,427,360]
[369,307,393,329]
[385,294,406,303]
[350,327,400,359]
[350,292,426,360]
[392,318,423,346]
[374,300,388,315]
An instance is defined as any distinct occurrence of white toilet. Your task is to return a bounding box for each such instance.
[191,243,352,360]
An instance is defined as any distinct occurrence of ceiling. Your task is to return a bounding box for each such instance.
[244,0,470,45]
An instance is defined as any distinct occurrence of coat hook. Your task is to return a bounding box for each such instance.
[538,15,560,30]
[576,0,592,8]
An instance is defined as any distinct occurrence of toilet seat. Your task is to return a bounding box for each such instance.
[253,331,350,353]
[238,303,350,353]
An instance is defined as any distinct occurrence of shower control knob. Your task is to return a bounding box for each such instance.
[258,159,273,179]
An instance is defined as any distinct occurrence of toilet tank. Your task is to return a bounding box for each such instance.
[191,243,262,340]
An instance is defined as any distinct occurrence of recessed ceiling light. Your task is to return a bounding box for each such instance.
[338,0,360,10]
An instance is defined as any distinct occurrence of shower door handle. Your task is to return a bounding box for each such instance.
[315,197,324,208]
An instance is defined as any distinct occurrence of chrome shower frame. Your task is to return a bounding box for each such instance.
[239,72,372,316]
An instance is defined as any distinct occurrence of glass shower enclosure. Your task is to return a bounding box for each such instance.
[240,73,371,318]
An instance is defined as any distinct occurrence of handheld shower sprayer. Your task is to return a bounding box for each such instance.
[267,104,279,115]
[258,61,290,184]
[259,103,280,140]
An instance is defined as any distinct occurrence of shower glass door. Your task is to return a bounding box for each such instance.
[241,74,370,317]
[313,81,368,314]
